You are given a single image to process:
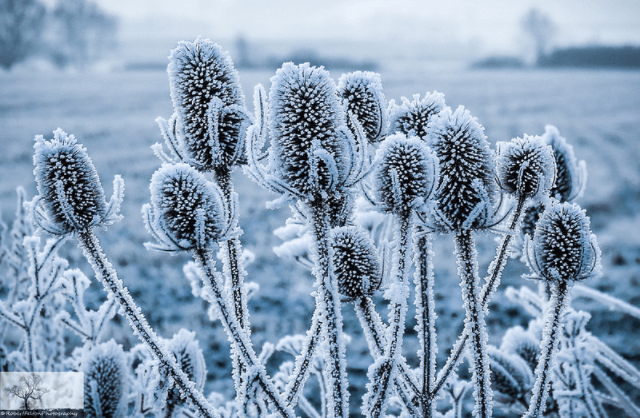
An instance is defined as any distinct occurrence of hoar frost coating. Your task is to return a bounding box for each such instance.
[374,134,439,214]
[388,92,446,141]
[269,62,347,198]
[332,226,382,300]
[496,135,556,201]
[525,202,601,283]
[33,129,107,233]
[83,340,128,418]
[338,71,387,144]
[147,163,226,250]
[168,38,248,170]
[164,329,207,415]
[428,106,498,231]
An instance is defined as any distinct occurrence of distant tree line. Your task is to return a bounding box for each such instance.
[0,0,117,70]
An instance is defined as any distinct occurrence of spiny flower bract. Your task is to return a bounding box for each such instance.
[525,202,601,283]
[496,135,556,200]
[428,106,498,231]
[168,38,248,171]
[332,226,382,300]
[268,62,347,198]
[33,129,107,233]
[338,71,387,144]
[388,92,446,141]
[83,340,128,418]
[148,163,226,249]
[374,134,439,214]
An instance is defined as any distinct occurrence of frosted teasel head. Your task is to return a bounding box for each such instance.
[500,325,540,373]
[428,106,498,231]
[331,226,382,301]
[83,339,128,418]
[268,62,348,199]
[338,71,387,144]
[143,163,235,252]
[165,329,207,407]
[541,125,587,202]
[388,91,446,141]
[162,38,251,171]
[496,135,556,201]
[487,346,534,403]
[373,134,439,215]
[524,202,601,283]
[32,129,124,235]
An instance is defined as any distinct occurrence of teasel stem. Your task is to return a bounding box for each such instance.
[524,280,569,418]
[453,229,492,418]
[366,212,412,418]
[354,296,422,416]
[213,169,250,399]
[309,195,349,418]
[284,309,322,407]
[76,230,218,418]
[433,194,528,398]
[413,229,437,418]
[192,247,295,418]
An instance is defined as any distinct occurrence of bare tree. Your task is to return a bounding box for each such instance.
[0,0,46,69]
[521,8,557,64]
[3,373,50,410]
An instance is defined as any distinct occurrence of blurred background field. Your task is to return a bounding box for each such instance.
[1,0,640,412]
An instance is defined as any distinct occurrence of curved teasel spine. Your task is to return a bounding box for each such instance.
[522,202,601,418]
[32,132,217,418]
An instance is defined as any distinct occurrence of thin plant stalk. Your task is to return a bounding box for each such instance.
[76,230,218,418]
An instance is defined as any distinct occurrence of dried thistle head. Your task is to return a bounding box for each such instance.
[33,129,108,234]
[428,106,498,231]
[374,134,439,215]
[268,62,347,199]
[168,38,249,171]
[496,135,556,201]
[388,92,445,141]
[541,125,586,202]
[525,202,601,283]
[332,226,382,300]
[338,71,387,144]
[146,163,227,250]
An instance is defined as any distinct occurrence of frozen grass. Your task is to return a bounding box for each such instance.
[1,66,639,403]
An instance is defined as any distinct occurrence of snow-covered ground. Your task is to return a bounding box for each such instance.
[1,64,639,406]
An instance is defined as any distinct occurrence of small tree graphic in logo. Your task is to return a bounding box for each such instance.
[3,373,50,410]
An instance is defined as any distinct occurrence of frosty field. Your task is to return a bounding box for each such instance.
[1,64,640,411]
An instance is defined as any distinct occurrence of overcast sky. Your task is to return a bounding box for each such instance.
[95,0,640,54]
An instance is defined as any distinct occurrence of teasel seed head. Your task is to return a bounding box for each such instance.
[500,325,540,373]
[374,134,439,215]
[388,92,446,141]
[525,202,601,283]
[83,340,128,418]
[146,163,227,250]
[428,106,498,231]
[165,329,207,411]
[488,346,534,402]
[496,135,556,201]
[33,129,108,234]
[268,62,347,199]
[168,38,250,171]
[338,71,387,144]
[541,125,586,202]
[332,226,382,300]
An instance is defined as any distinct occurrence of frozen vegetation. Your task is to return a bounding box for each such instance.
[1,38,640,418]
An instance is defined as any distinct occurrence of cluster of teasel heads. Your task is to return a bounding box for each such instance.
[24,36,608,418]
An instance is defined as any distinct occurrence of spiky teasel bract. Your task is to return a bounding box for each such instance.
[388,92,446,141]
[83,340,128,418]
[144,163,229,251]
[338,71,387,144]
[524,202,601,284]
[428,106,498,231]
[374,134,439,215]
[166,38,251,171]
[496,135,556,201]
[32,129,123,235]
[268,62,348,199]
[332,226,382,301]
